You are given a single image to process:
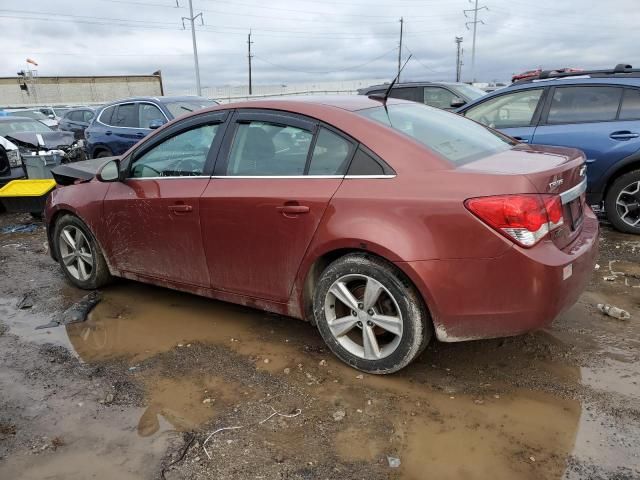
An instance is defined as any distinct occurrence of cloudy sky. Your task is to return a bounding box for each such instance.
[1,0,638,92]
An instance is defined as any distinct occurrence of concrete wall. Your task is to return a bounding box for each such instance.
[0,75,164,107]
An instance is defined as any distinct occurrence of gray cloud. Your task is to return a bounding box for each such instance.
[1,0,637,92]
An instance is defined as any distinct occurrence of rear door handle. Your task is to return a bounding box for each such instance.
[513,136,529,143]
[168,204,193,213]
[135,132,145,138]
[276,205,310,215]
[610,131,639,140]
[105,130,112,136]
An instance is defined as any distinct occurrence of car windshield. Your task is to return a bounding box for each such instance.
[0,119,53,136]
[8,110,48,120]
[163,100,216,118]
[357,103,514,165]
[452,84,487,100]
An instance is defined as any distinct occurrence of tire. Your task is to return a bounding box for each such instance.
[604,169,640,234]
[53,214,112,289]
[94,149,113,159]
[313,253,431,374]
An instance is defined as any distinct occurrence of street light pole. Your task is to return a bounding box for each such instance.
[181,0,203,96]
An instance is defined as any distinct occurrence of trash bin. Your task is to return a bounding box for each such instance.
[0,179,56,214]
[22,153,63,179]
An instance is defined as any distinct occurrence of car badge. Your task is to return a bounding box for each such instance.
[548,177,564,190]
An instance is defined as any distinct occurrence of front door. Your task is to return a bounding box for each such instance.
[463,87,546,143]
[102,113,228,286]
[200,112,355,302]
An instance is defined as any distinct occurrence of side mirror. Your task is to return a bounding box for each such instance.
[96,159,120,182]
[450,97,466,108]
[48,114,55,119]
[148,118,166,130]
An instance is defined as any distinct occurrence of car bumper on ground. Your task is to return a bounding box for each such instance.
[398,207,599,342]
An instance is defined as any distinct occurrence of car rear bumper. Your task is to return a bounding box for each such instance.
[396,207,599,342]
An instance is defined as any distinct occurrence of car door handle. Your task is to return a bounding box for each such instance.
[105,130,112,136]
[135,132,145,138]
[168,204,193,213]
[610,131,639,140]
[276,205,310,215]
[513,136,529,143]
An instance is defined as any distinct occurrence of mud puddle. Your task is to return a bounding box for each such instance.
[31,282,590,479]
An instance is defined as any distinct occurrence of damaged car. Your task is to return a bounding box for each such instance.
[45,96,599,374]
[0,117,86,184]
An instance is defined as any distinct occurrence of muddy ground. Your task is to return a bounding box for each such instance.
[0,212,638,480]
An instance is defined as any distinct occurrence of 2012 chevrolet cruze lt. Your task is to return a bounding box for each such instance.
[45,96,598,374]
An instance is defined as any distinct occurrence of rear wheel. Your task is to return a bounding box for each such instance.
[313,253,431,374]
[53,215,112,289]
[605,169,640,234]
[94,149,113,159]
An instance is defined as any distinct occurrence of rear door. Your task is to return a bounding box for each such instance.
[200,111,354,302]
[532,85,640,191]
[463,87,546,143]
[102,111,229,286]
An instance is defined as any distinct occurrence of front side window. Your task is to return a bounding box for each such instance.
[465,89,544,129]
[619,88,640,120]
[308,128,352,175]
[547,86,622,124]
[423,87,457,109]
[359,103,514,165]
[83,110,95,123]
[139,103,165,129]
[99,106,116,125]
[130,124,220,178]
[226,121,313,176]
[112,103,138,128]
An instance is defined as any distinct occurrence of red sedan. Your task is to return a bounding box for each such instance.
[45,96,598,374]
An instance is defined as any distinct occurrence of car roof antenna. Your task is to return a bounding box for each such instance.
[368,54,412,106]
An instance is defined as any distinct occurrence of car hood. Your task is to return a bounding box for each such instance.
[51,157,117,185]
[5,131,75,150]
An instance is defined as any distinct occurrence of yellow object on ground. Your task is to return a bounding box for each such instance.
[0,179,56,197]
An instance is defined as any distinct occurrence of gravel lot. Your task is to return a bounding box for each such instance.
[0,212,638,479]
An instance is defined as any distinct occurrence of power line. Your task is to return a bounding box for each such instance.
[402,44,439,74]
[253,48,396,75]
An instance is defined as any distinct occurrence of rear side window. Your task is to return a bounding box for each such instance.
[112,103,138,128]
[69,111,83,122]
[347,149,384,175]
[619,88,640,120]
[308,128,352,175]
[465,89,543,129]
[226,121,313,176]
[99,106,115,126]
[547,86,622,124]
[359,103,514,165]
[389,87,417,101]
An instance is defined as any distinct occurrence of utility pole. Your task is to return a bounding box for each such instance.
[464,0,487,83]
[180,0,204,96]
[247,30,253,95]
[455,36,463,82]
[397,17,404,82]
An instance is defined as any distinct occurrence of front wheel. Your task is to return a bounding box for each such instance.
[605,169,640,234]
[313,253,431,374]
[53,215,112,289]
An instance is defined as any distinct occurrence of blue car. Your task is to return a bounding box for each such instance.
[85,96,217,159]
[457,64,640,234]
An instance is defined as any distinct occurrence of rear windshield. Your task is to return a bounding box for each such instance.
[357,103,514,165]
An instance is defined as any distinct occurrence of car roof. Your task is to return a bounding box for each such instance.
[217,95,409,112]
[359,81,461,93]
[98,95,211,107]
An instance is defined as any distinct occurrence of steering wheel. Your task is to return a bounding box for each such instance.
[173,158,201,176]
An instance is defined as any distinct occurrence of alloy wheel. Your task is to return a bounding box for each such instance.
[615,180,640,228]
[59,225,94,281]
[324,274,403,360]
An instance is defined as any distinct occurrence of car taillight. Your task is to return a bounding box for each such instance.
[465,194,564,248]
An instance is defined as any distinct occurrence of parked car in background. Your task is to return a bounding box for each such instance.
[4,109,59,129]
[38,106,72,121]
[59,107,96,140]
[358,81,486,110]
[457,64,640,234]
[47,96,597,374]
[85,96,218,158]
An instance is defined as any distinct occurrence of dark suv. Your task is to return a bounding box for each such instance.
[85,96,217,158]
[457,64,640,234]
[358,81,487,110]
